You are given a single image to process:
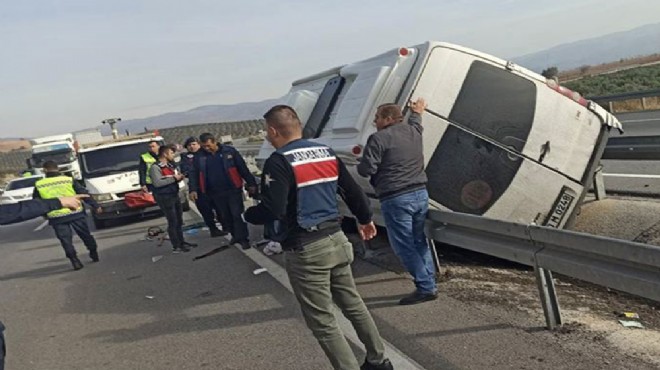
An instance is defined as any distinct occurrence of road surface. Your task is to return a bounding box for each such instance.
[0,209,657,369]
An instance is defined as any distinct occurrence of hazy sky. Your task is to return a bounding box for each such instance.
[2,0,660,137]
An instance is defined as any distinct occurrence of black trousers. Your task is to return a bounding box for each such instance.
[154,194,184,249]
[209,191,248,242]
[52,217,98,259]
[195,192,220,230]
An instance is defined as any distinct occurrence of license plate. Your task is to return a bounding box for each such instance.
[544,187,576,228]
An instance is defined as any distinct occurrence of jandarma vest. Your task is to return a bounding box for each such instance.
[152,162,179,195]
[35,176,83,219]
[277,140,340,229]
[141,152,157,184]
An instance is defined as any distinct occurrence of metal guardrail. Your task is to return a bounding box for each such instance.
[426,209,660,330]
[234,141,660,330]
[604,135,660,160]
[589,89,660,104]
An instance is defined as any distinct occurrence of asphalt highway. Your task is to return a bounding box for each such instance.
[1,209,655,369]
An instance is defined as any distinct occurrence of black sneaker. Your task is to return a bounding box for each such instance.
[172,246,191,254]
[183,241,198,248]
[361,359,393,370]
[399,291,438,305]
[89,250,99,262]
[210,228,228,238]
[69,257,84,271]
[238,240,251,250]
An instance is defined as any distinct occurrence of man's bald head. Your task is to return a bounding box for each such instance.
[263,105,302,139]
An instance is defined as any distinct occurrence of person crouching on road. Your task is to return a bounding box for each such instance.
[357,98,438,305]
[150,144,197,253]
[33,161,102,271]
[189,133,258,250]
[244,105,394,370]
[180,136,227,238]
[139,139,160,193]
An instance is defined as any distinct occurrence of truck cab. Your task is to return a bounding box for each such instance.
[78,134,188,228]
[29,134,81,180]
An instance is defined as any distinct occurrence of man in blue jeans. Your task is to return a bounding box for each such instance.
[358,97,437,305]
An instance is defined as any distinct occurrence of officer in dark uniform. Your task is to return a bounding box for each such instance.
[189,133,257,250]
[244,105,393,370]
[139,140,160,193]
[33,161,101,271]
[181,137,226,237]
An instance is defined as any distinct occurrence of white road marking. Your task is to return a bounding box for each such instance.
[603,173,660,179]
[33,220,49,232]
[188,203,426,370]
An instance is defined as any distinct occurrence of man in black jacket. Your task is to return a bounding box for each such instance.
[189,133,257,249]
[357,98,437,305]
[244,105,393,370]
[180,136,226,237]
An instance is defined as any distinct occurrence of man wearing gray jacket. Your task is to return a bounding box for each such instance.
[357,98,437,305]
[149,145,197,253]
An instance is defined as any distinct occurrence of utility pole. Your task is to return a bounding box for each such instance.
[102,118,121,139]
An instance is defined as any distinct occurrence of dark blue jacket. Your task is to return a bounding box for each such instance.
[180,152,196,178]
[189,145,256,196]
[0,199,61,225]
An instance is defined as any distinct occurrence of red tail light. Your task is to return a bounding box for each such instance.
[546,79,588,107]
[399,48,409,56]
[352,145,362,155]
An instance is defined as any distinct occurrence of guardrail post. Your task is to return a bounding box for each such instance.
[428,239,442,279]
[593,164,606,200]
[534,266,562,330]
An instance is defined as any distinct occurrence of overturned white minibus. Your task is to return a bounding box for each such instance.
[257,41,622,228]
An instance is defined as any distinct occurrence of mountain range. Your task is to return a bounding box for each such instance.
[104,22,660,135]
[512,23,660,72]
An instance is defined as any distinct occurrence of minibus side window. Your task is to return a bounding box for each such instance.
[303,76,345,139]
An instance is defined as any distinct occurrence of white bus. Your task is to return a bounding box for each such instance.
[256,41,622,229]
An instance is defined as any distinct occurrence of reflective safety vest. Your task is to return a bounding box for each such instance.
[35,175,82,219]
[277,139,340,229]
[141,152,157,184]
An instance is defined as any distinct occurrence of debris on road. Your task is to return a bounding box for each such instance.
[617,312,641,319]
[619,320,645,329]
[196,291,213,298]
[152,255,163,263]
[253,267,268,275]
[182,222,206,231]
[193,245,230,261]
[145,295,155,300]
